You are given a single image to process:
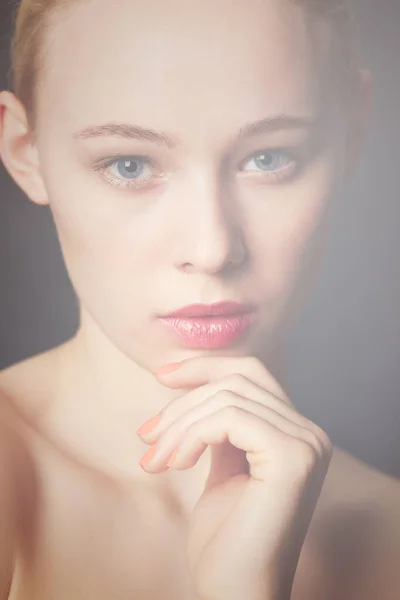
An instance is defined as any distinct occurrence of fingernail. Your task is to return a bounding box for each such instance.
[166,448,179,468]
[154,362,181,376]
[137,414,160,436]
[140,444,157,468]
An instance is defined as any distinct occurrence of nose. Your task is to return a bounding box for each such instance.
[171,171,248,276]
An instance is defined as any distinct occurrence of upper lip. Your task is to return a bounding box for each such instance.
[160,301,256,318]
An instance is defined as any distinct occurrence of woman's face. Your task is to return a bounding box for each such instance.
[33,0,349,368]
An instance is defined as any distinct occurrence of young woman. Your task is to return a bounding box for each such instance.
[0,0,398,599]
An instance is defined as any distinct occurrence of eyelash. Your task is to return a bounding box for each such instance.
[239,150,297,182]
[94,149,298,191]
[94,156,162,190]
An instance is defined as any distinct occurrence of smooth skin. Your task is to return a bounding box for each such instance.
[0,0,399,599]
[144,357,332,600]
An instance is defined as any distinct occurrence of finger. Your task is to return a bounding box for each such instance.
[139,374,322,446]
[154,356,290,402]
[138,377,271,444]
[171,408,331,499]
[144,392,284,465]
[167,397,330,470]
[140,406,273,477]
[139,397,331,476]
[157,391,320,459]
[153,406,318,484]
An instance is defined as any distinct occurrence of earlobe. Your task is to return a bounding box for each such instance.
[0,90,49,206]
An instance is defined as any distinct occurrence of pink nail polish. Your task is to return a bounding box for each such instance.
[140,444,157,468]
[137,414,160,436]
[154,362,181,376]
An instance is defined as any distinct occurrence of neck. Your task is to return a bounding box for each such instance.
[50,310,288,484]
[66,316,182,425]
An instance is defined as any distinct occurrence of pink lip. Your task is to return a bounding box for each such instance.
[158,302,257,349]
[161,301,255,318]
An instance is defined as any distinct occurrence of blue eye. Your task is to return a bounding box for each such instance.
[243,150,291,173]
[97,156,157,190]
[114,157,146,179]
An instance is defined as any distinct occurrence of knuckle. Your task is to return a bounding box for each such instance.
[185,419,203,441]
[221,405,243,420]
[224,372,247,390]
[296,439,319,471]
[310,423,333,456]
[304,429,324,457]
[317,429,333,457]
[207,389,232,407]
[303,420,332,454]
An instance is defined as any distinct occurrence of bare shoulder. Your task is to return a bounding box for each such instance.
[305,450,400,600]
[0,346,63,536]
[0,345,65,420]
[0,348,62,599]
[365,465,400,599]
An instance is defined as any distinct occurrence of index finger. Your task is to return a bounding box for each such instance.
[154,355,290,402]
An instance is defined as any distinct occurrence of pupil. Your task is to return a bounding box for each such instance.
[117,158,143,179]
[123,160,139,174]
[259,153,273,167]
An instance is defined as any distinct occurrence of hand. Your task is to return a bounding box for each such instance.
[137,357,332,600]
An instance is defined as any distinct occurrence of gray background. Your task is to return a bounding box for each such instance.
[0,1,399,475]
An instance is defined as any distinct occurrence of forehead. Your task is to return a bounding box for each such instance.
[40,0,332,134]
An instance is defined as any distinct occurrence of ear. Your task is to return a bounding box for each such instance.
[345,68,373,179]
[0,91,49,206]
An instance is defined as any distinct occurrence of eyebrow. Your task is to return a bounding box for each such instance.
[238,115,317,138]
[73,123,176,147]
[73,115,317,147]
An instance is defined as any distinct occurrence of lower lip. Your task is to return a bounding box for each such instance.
[158,312,256,349]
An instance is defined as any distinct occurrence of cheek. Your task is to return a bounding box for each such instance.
[42,196,144,325]
[38,148,171,331]
[43,166,160,275]
[47,188,163,334]
[251,165,338,298]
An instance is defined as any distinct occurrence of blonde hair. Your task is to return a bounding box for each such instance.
[10,0,73,130]
[9,0,354,134]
